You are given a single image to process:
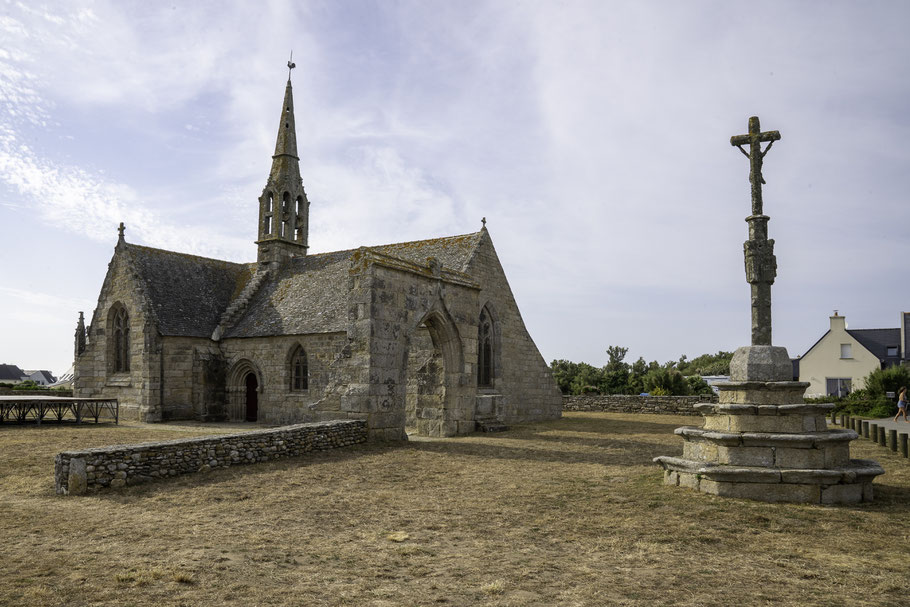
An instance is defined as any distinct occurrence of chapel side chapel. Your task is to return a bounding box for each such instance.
[73,76,562,439]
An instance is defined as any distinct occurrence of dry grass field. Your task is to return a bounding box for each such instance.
[2,412,909,607]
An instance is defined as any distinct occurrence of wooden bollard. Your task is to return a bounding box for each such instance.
[870,423,877,441]
[831,410,837,425]
[891,429,898,452]
[879,426,887,447]
[863,420,869,438]
[900,433,908,458]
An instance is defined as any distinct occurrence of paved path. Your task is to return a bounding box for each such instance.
[832,417,910,434]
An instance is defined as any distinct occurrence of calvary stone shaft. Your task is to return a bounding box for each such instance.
[731,116,780,348]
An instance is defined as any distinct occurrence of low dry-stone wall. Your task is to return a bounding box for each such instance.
[563,395,717,416]
[55,419,367,495]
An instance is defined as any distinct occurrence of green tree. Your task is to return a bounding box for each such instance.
[628,357,649,395]
[863,365,910,400]
[685,375,713,396]
[570,362,604,395]
[602,345,631,394]
[678,351,733,376]
[550,359,579,395]
[643,367,689,396]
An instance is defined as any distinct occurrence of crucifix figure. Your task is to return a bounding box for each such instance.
[730,116,781,347]
[730,116,780,217]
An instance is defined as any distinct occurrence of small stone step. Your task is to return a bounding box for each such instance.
[476,418,509,433]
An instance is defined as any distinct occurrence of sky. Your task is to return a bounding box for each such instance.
[1,0,909,377]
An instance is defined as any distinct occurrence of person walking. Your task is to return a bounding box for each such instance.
[893,386,908,423]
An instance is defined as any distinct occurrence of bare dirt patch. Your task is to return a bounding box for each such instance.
[1,413,908,606]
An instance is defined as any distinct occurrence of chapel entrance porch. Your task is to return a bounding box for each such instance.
[401,308,472,438]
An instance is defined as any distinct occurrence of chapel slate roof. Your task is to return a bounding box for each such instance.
[369,231,484,273]
[847,328,902,366]
[125,244,248,338]
[224,231,484,338]
[225,250,354,338]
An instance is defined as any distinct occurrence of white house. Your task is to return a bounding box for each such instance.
[797,311,907,397]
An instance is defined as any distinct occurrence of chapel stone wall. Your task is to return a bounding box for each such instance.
[464,233,563,424]
[74,250,162,422]
[219,332,352,425]
[352,262,481,439]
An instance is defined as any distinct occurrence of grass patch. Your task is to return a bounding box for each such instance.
[1,412,909,606]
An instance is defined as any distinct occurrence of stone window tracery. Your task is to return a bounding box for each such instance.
[291,345,308,391]
[478,308,493,387]
[110,304,130,373]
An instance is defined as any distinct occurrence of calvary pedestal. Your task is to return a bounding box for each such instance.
[654,117,883,504]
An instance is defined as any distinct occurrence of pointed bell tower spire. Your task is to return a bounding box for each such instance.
[257,56,309,264]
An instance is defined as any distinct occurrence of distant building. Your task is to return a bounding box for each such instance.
[0,364,26,385]
[24,370,57,385]
[798,311,907,397]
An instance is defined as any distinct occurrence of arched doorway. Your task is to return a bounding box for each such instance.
[227,360,262,422]
[403,305,466,437]
[245,372,259,422]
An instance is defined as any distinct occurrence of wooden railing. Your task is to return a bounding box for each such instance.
[0,396,118,424]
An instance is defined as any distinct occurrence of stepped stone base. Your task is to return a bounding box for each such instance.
[654,378,884,504]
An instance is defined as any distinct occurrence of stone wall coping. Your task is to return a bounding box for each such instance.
[715,381,811,391]
[655,456,884,485]
[59,420,365,457]
[676,427,858,447]
[562,394,714,416]
[694,403,834,415]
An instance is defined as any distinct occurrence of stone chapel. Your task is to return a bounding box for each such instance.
[73,76,562,439]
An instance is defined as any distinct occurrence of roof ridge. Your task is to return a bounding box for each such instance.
[126,242,248,267]
[357,231,483,252]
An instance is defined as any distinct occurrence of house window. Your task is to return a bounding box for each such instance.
[887,346,899,357]
[111,304,130,373]
[477,308,493,387]
[840,344,852,359]
[826,378,851,398]
[290,346,308,390]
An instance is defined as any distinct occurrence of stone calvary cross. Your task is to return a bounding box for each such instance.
[730,116,781,346]
[731,116,780,216]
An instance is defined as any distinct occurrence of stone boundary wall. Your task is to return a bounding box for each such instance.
[563,394,717,416]
[55,419,367,495]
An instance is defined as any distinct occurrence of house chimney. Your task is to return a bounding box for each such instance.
[830,312,846,332]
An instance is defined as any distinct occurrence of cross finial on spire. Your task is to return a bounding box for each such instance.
[481,217,486,228]
[118,222,125,241]
[287,51,296,81]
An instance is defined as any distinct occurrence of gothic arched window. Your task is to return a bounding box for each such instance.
[111,304,130,373]
[295,195,305,242]
[263,192,274,235]
[290,345,308,391]
[281,192,291,238]
[478,308,493,387]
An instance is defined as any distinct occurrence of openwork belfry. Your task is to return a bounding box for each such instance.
[72,65,562,438]
[654,116,883,504]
